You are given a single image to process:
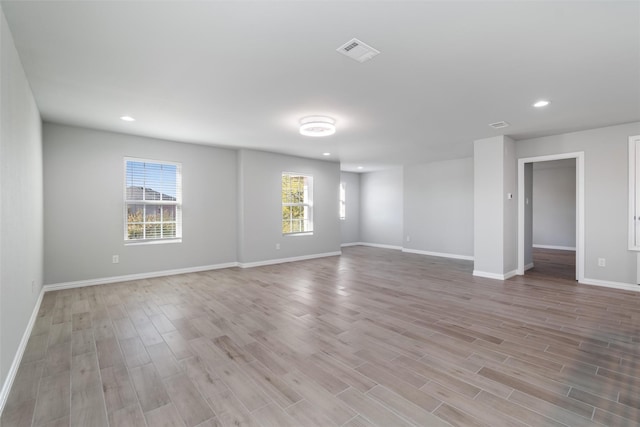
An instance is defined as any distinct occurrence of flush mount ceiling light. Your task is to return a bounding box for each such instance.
[533,100,550,108]
[323,152,331,156]
[120,115,136,122]
[299,116,336,137]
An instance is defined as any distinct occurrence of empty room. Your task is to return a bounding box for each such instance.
[1,1,640,426]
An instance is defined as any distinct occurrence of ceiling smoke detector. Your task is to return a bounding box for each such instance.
[299,116,336,137]
[336,38,380,63]
[489,121,510,129]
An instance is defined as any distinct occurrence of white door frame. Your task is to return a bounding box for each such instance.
[517,152,584,281]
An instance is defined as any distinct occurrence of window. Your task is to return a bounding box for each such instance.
[339,182,346,220]
[124,158,182,243]
[629,135,640,250]
[282,173,313,234]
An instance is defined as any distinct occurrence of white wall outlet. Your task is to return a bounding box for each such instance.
[112,255,119,264]
[275,243,280,250]
[406,236,411,242]
[507,193,513,200]
[598,258,606,267]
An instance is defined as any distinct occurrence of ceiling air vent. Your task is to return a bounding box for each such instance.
[337,38,380,63]
[489,121,510,129]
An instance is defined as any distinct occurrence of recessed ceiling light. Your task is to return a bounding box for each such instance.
[533,100,550,108]
[120,116,136,122]
[357,166,364,170]
[300,116,336,137]
[323,152,331,156]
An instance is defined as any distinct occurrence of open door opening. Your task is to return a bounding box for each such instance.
[525,159,576,281]
[517,153,584,282]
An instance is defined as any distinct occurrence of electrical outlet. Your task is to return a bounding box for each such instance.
[598,258,606,267]
[275,243,280,250]
[112,255,119,264]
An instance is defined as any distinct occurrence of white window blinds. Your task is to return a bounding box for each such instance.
[124,158,182,242]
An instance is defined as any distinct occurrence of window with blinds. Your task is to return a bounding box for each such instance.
[124,158,182,243]
[282,173,313,235]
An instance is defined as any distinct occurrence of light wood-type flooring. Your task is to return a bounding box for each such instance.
[2,246,640,426]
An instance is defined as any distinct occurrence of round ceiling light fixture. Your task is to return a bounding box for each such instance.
[299,116,336,137]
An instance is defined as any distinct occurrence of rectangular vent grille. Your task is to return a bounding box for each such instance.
[337,38,380,63]
[344,42,359,52]
[489,121,510,129]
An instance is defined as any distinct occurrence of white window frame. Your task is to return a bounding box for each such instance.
[282,172,313,236]
[629,135,640,250]
[339,182,346,220]
[124,157,182,244]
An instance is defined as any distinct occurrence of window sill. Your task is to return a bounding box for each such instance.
[283,232,313,237]
[125,238,182,246]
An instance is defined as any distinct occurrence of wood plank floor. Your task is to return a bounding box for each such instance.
[526,248,577,281]
[2,246,640,427]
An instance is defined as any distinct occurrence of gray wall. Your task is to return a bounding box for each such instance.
[473,136,506,275]
[43,123,237,284]
[532,159,576,249]
[340,172,360,245]
[0,7,43,393]
[403,158,473,257]
[473,136,517,277]
[517,121,640,284]
[503,136,517,274]
[524,163,533,267]
[360,168,403,247]
[237,149,341,264]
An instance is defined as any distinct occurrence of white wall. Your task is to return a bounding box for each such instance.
[532,159,576,249]
[517,122,640,284]
[403,158,473,258]
[43,123,237,284]
[340,172,360,245]
[237,149,341,264]
[0,7,43,400]
[360,168,403,248]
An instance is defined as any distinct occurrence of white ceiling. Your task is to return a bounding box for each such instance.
[2,1,639,172]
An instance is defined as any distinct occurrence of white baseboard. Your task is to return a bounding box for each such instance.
[579,278,640,292]
[0,288,45,415]
[239,251,342,268]
[340,242,362,247]
[525,263,534,271]
[473,269,518,280]
[358,242,403,251]
[532,244,576,251]
[44,262,239,291]
[401,248,474,261]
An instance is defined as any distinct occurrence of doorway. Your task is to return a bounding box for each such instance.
[517,152,584,282]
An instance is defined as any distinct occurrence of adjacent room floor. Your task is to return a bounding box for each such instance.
[526,247,577,282]
[2,246,639,427]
